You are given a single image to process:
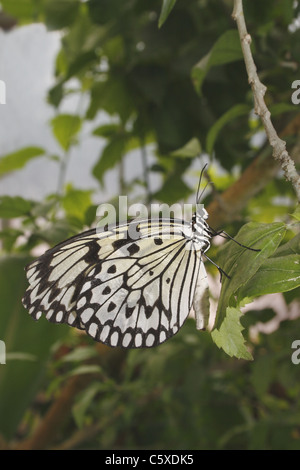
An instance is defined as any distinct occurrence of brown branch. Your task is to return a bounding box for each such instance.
[53,422,103,450]
[53,407,123,450]
[207,112,300,229]
[13,344,126,450]
[14,373,94,450]
[207,150,278,228]
[232,0,300,202]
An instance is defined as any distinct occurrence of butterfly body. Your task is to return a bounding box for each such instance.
[23,208,212,348]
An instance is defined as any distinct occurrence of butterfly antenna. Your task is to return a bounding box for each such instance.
[196,163,209,204]
[198,181,214,204]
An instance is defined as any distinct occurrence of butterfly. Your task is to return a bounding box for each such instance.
[22,170,245,348]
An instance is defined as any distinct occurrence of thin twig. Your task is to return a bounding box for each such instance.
[14,374,94,450]
[52,407,123,450]
[232,0,300,202]
[119,157,126,195]
[55,91,86,198]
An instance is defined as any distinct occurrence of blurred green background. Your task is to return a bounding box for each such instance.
[0,0,299,450]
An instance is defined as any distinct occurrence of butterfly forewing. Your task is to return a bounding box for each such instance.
[22,218,205,347]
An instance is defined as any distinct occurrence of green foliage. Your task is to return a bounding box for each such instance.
[238,255,300,298]
[158,0,177,28]
[170,138,202,158]
[215,222,287,327]
[192,29,244,95]
[0,0,299,450]
[211,307,253,360]
[51,317,300,450]
[51,114,82,151]
[44,0,81,31]
[93,134,127,185]
[0,147,45,176]
[61,185,93,224]
[206,104,251,155]
[0,196,34,218]
[0,256,70,439]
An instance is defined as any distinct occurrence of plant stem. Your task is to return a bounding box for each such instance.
[232,0,300,202]
[140,143,152,206]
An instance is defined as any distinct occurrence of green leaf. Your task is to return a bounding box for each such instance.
[238,255,300,299]
[170,138,201,158]
[30,198,58,218]
[0,0,37,23]
[241,308,276,328]
[0,196,34,218]
[290,205,300,222]
[214,222,286,329]
[61,347,98,363]
[102,35,125,65]
[92,123,122,138]
[269,102,298,117]
[158,0,177,28]
[51,114,82,151]
[44,0,80,30]
[211,307,253,360]
[271,233,300,257]
[153,173,191,204]
[87,78,133,123]
[191,30,243,94]
[62,185,93,222]
[88,0,125,25]
[67,49,99,80]
[206,104,251,155]
[0,228,23,252]
[35,219,77,245]
[92,138,125,185]
[5,352,36,362]
[48,80,64,108]
[250,354,275,396]
[0,147,45,176]
[67,364,102,377]
[155,180,191,204]
[72,382,103,428]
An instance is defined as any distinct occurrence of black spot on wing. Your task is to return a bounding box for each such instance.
[127,243,140,256]
[48,287,62,303]
[112,238,129,250]
[83,239,101,263]
[145,305,152,318]
[107,264,116,274]
[108,301,116,312]
[125,306,135,318]
[102,286,111,295]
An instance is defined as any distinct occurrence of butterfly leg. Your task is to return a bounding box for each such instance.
[208,227,260,252]
[202,253,231,281]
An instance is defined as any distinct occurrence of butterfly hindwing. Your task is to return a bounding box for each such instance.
[23,229,108,329]
[76,235,201,347]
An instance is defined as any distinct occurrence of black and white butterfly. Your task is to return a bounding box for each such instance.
[23,154,262,350]
[24,162,258,348]
[22,203,217,348]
